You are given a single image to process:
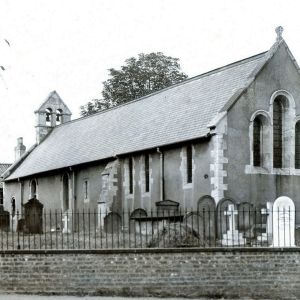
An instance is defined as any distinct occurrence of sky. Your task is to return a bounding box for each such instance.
[0,0,300,162]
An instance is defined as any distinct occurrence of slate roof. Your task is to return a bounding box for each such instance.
[5,50,269,181]
[0,164,11,177]
[0,164,12,188]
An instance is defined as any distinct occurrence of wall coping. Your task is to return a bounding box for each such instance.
[0,247,300,255]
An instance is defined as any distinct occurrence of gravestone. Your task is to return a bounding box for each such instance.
[237,202,254,234]
[217,198,235,238]
[98,202,108,229]
[130,209,148,235]
[0,206,9,229]
[272,196,295,247]
[221,204,246,246]
[12,214,18,232]
[196,196,216,242]
[130,208,147,219]
[62,211,72,234]
[257,202,273,243]
[24,198,43,234]
[155,199,179,215]
[104,212,121,234]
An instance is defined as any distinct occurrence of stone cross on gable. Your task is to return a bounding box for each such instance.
[224,204,237,232]
[275,26,284,42]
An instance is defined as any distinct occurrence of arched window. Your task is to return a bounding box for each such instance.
[129,157,133,194]
[56,109,63,125]
[270,91,296,169]
[273,97,284,168]
[45,108,52,126]
[145,154,150,192]
[11,197,15,217]
[250,112,271,169]
[30,179,37,199]
[295,121,300,169]
[62,174,69,211]
[253,117,262,167]
[186,145,193,183]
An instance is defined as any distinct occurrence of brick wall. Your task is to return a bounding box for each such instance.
[0,248,299,299]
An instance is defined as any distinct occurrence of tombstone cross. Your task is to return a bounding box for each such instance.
[258,203,272,243]
[224,204,238,232]
[62,213,70,234]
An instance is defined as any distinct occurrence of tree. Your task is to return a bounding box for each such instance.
[80,52,187,116]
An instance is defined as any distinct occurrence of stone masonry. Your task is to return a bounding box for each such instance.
[0,248,299,299]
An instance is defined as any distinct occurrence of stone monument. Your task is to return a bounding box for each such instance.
[257,202,273,243]
[272,196,295,247]
[62,211,72,234]
[221,204,246,246]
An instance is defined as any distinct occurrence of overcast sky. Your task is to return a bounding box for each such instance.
[0,0,300,162]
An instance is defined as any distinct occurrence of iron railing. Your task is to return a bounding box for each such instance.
[0,207,299,250]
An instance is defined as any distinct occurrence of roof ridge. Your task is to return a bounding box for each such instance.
[55,50,267,128]
[219,39,293,114]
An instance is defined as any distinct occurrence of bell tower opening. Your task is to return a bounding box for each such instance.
[56,109,63,125]
[45,108,53,126]
[35,91,72,144]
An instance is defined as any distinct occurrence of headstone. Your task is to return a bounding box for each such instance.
[0,206,9,229]
[155,200,179,215]
[130,208,147,219]
[12,214,18,232]
[62,211,72,234]
[104,212,121,234]
[98,202,107,229]
[24,198,43,234]
[221,204,246,246]
[237,202,254,233]
[257,202,273,243]
[197,196,216,242]
[130,209,148,235]
[17,219,25,232]
[272,196,295,247]
[217,198,235,238]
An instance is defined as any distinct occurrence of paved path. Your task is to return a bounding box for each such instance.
[0,296,204,300]
[0,296,269,300]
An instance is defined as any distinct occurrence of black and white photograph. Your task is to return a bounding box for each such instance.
[0,0,300,299]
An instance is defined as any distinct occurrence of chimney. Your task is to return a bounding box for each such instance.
[15,137,26,161]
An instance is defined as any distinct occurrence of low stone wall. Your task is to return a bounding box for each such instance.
[0,248,299,299]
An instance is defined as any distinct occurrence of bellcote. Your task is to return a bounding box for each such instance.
[35,91,72,144]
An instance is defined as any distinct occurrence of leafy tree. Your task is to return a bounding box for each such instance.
[80,52,187,116]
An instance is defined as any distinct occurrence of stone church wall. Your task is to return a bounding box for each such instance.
[120,141,212,213]
[121,152,160,212]
[4,175,64,212]
[3,181,21,214]
[31,176,62,210]
[226,42,300,213]
[164,142,212,210]
[4,138,214,214]
[75,164,106,211]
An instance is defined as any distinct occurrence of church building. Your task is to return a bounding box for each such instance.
[2,27,300,227]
